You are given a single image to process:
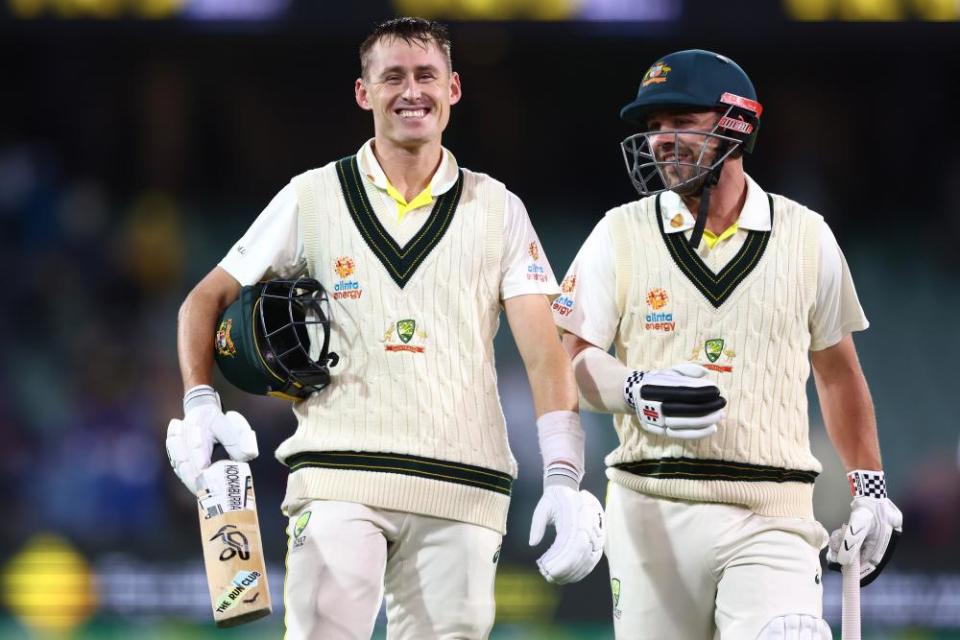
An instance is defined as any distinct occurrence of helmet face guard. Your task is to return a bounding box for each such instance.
[621,91,762,198]
[620,121,742,198]
[215,277,339,401]
[255,278,339,399]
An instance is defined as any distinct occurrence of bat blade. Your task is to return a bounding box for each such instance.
[197,461,272,627]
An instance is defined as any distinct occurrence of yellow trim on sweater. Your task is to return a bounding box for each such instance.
[702,222,739,249]
[385,182,433,222]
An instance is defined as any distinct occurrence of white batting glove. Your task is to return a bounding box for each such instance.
[624,363,727,440]
[529,472,605,585]
[827,470,903,587]
[165,385,259,495]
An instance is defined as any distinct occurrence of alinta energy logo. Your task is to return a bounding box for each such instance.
[552,275,576,317]
[332,256,363,300]
[526,241,547,283]
[528,241,539,261]
[644,288,675,332]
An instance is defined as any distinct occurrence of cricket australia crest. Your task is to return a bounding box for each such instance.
[704,338,724,363]
[689,338,736,373]
[383,319,427,353]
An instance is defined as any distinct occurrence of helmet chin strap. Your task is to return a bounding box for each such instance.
[687,140,731,250]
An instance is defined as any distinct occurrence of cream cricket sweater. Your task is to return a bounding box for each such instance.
[606,192,823,519]
[274,156,515,534]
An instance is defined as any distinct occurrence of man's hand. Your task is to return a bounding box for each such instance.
[827,470,902,587]
[529,474,605,585]
[166,385,259,494]
[624,363,726,439]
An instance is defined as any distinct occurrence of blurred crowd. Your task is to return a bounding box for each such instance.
[1,21,959,585]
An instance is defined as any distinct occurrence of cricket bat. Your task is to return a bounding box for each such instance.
[841,523,861,640]
[196,460,272,627]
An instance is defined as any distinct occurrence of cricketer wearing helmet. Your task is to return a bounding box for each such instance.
[165,17,605,640]
[552,49,902,639]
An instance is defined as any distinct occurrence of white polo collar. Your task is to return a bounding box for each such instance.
[659,173,771,234]
[356,139,460,196]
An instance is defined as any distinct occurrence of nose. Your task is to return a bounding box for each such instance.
[648,128,675,153]
[401,77,422,101]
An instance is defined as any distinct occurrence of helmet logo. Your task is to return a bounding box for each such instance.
[641,61,671,87]
[215,319,237,358]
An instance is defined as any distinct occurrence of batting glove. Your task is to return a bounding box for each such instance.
[827,470,903,587]
[166,385,259,495]
[624,363,726,439]
[529,470,605,585]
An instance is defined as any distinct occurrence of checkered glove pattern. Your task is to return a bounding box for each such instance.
[848,470,887,499]
[623,371,645,410]
[622,363,726,440]
[827,469,902,587]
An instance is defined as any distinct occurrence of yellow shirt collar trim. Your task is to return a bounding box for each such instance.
[385,182,434,222]
[702,222,739,249]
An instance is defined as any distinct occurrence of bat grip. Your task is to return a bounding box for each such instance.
[841,526,861,640]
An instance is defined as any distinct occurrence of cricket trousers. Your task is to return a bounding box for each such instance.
[605,482,830,640]
[284,500,502,640]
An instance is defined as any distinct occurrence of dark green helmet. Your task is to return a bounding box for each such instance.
[214,277,339,401]
[620,49,762,153]
[619,49,764,201]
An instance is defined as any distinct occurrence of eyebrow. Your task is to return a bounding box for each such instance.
[378,64,441,78]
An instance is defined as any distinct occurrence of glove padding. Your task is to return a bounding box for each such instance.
[166,403,259,495]
[827,496,902,587]
[529,479,605,584]
[626,363,726,440]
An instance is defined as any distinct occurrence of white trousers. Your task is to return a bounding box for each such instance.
[605,483,829,640]
[283,500,502,640]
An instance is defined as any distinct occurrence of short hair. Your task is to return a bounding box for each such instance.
[359,17,453,79]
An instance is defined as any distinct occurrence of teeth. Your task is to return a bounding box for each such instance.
[399,109,426,118]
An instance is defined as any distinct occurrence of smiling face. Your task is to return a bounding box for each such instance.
[355,36,461,151]
[645,109,724,194]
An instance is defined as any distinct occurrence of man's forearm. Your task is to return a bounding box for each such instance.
[524,346,579,417]
[178,290,221,392]
[178,268,242,393]
[812,337,882,471]
[816,372,882,470]
[571,346,632,414]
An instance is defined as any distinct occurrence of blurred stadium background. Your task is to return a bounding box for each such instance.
[1,0,959,638]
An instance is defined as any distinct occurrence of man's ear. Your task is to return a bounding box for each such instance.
[355,78,372,111]
[448,71,462,106]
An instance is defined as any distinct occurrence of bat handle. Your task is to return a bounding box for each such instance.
[841,529,861,640]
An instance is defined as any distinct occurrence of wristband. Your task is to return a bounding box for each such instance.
[848,469,887,499]
[537,410,585,481]
[184,384,221,414]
